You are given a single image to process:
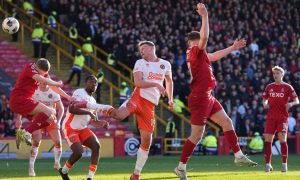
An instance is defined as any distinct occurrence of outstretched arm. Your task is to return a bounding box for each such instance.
[197,3,209,50]
[49,86,75,102]
[165,73,174,109]
[208,39,246,62]
[32,74,63,87]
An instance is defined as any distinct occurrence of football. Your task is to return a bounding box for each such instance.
[2,17,20,34]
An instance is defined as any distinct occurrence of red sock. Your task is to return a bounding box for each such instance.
[280,142,288,163]
[180,139,196,163]
[265,142,272,164]
[224,130,240,153]
[66,160,73,168]
[89,164,97,172]
[25,113,50,134]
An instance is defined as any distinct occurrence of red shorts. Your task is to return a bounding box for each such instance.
[264,118,288,134]
[188,94,223,126]
[62,128,96,147]
[9,95,39,117]
[123,89,155,133]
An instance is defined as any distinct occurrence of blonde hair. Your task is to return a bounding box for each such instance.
[272,66,285,74]
[138,41,155,47]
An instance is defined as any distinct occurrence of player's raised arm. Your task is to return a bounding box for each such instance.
[69,101,98,121]
[197,3,209,50]
[49,86,75,102]
[208,39,247,62]
[32,74,63,87]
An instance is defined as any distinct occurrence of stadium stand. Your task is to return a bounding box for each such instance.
[35,0,300,136]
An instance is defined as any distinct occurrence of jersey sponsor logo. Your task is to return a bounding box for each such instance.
[148,72,163,80]
[160,64,165,69]
[48,94,53,99]
[269,92,284,97]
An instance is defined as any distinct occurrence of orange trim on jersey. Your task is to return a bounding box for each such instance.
[65,114,75,129]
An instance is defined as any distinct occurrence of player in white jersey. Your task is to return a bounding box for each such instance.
[110,41,174,180]
[15,82,64,176]
[59,75,114,180]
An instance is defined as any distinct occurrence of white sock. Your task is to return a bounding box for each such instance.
[282,163,287,166]
[133,148,149,175]
[88,170,95,178]
[54,146,62,164]
[234,150,244,158]
[178,162,186,171]
[266,163,271,166]
[62,164,70,174]
[29,147,39,168]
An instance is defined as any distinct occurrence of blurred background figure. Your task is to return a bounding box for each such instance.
[248,132,264,154]
[202,132,218,155]
[67,49,85,86]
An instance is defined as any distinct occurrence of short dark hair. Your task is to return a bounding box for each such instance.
[36,58,50,72]
[85,75,97,82]
[138,40,155,47]
[187,31,200,41]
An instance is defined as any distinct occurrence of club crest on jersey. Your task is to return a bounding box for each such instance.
[127,102,132,108]
[270,89,274,92]
[160,64,165,69]
[146,64,149,67]
[48,94,53,99]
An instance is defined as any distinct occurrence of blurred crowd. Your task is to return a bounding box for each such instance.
[33,0,300,136]
[0,94,15,137]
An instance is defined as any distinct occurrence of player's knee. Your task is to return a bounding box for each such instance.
[54,141,61,148]
[93,143,101,152]
[189,135,202,145]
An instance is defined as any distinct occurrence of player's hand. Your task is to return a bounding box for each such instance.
[168,101,174,110]
[99,120,109,129]
[89,112,98,121]
[286,103,292,110]
[56,80,63,87]
[55,121,61,129]
[155,84,166,96]
[67,96,76,102]
[196,3,208,17]
[231,39,247,50]
[263,104,269,109]
[98,105,115,116]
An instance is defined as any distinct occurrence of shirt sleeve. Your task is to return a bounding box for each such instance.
[288,85,298,100]
[165,62,172,76]
[262,86,269,99]
[53,92,61,102]
[26,64,39,79]
[32,91,39,101]
[133,60,143,73]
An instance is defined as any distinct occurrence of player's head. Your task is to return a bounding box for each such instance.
[138,41,156,59]
[85,75,98,94]
[187,31,200,47]
[36,58,50,76]
[38,82,48,91]
[272,66,284,82]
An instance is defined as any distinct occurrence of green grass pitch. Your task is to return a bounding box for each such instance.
[0,155,299,180]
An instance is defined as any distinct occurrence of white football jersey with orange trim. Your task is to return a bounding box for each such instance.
[32,88,60,108]
[133,58,171,105]
[62,88,96,130]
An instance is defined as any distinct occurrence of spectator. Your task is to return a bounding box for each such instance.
[41,28,51,58]
[248,132,263,154]
[96,67,104,103]
[67,49,85,86]
[4,119,15,137]
[202,132,218,155]
[82,37,94,67]
[119,81,131,106]
[48,11,57,29]
[288,114,296,135]
[31,23,44,58]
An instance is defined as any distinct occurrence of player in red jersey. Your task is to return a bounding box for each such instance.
[9,58,74,147]
[263,66,299,173]
[174,3,257,179]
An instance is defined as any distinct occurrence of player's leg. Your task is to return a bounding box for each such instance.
[82,131,100,179]
[110,102,131,121]
[19,102,56,145]
[131,128,152,180]
[264,133,275,172]
[175,124,205,180]
[60,129,83,180]
[28,130,42,176]
[278,131,288,172]
[48,124,62,170]
[210,106,257,166]
[264,118,277,172]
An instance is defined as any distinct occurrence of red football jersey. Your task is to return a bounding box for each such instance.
[186,46,216,96]
[263,82,298,119]
[11,63,47,98]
